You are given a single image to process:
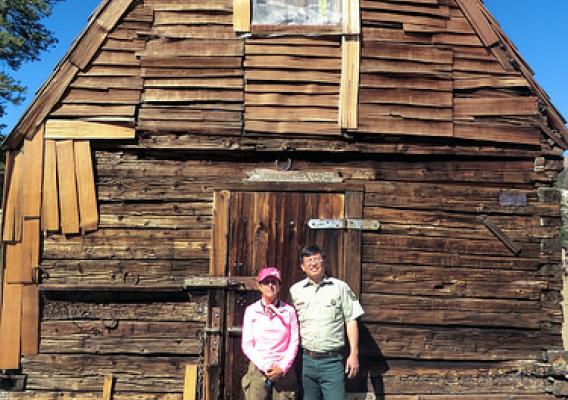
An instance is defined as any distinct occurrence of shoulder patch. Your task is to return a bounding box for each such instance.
[348,289,358,301]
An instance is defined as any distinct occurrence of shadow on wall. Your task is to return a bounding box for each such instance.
[347,324,389,398]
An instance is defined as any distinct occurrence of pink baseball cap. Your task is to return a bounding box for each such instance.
[257,267,282,283]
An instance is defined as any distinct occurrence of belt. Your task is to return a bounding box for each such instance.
[302,348,343,359]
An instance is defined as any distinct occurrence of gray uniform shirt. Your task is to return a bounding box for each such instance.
[289,276,364,352]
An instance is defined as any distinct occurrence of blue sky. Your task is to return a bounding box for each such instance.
[2,0,567,134]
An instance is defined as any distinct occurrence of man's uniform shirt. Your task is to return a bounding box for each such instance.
[289,276,364,352]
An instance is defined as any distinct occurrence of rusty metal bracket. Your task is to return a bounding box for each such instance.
[479,215,521,255]
[308,218,380,231]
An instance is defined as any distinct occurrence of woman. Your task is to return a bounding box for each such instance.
[241,267,299,400]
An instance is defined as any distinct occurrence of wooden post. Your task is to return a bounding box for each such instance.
[183,365,199,400]
[339,36,360,130]
[102,374,114,400]
[233,0,251,32]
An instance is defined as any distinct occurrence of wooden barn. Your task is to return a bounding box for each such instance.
[2,0,568,398]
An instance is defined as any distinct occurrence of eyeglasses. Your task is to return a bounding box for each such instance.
[260,280,280,286]
[304,256,324,264]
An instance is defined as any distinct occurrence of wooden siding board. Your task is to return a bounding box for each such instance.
[56,141,80,235]
[22,127,45,219]
[42,140,60,232]
[340,37,361,129]
[45,120,135,140]
[74,141,99,232]
[2,151,19,241]
[21,283,40,356]
[0,280,23,369]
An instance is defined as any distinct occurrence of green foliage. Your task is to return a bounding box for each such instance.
[0,0,61,133]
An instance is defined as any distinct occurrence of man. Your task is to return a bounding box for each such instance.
[289,245,364,400]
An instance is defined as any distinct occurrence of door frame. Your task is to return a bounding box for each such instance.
[206,183,364,400]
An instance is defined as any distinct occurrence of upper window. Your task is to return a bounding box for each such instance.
[251,0,341,25]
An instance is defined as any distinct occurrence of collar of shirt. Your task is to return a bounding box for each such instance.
[253,299,283,318]
[302,276,334,288]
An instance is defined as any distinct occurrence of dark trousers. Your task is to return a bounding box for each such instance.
[301,354,345,400]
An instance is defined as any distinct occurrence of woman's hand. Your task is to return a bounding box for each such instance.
[266,364,284,381]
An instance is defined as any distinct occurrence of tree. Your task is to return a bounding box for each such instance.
[0,0,61,134]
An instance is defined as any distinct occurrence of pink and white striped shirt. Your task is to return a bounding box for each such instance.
[241,299,299,374]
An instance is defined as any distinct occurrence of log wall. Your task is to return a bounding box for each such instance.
[12,147,560,399]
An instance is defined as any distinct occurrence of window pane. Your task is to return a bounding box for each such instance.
[252,0,342,25]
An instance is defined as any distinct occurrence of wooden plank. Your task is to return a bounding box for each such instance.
[19,219,40,284]
[22,126,45,218]
[102,374,114,400]
[339,36,360,129]
[143,89,243,103]
[141,39,243,57]
[0,281,22,369]
[56,141,80,235]
[454,123,540,146]
[74,141,99,232]
[21,283,40,355]
[4,242,23,284]
[454,0,499,47]
[2,151,17,241]
[454,97,539,117]
[343,0,360,34]
[42,140,60,232]
[343,191,363,296]
[183,365,198,400]
[40,321,204,354]
[245,93,338,107]
[45,120,135,140]
[233,0,250,32]
[358,117,453,137]
[3,151,24,242]
[245,120,341,135]
[210,190,230,276]
[245,55,341,70]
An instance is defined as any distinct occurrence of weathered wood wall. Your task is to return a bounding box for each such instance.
[16,148,559,399]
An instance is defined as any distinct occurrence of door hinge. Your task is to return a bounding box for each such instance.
[308,218,380,231]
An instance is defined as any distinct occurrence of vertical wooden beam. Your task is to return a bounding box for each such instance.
[183,365,199,400]
[42,139,60,232]
[21,283,40,355]
[20,219,40,355]
[74,140,99,232]
[18,219,40,284]
[3,152,23,242]
[4,242,22,283]
[22,125,45,218]
[56,140,80,234]
[342,0,360,34]
[102,374,114,400]
[343,190,363,296]
[339,36,360,130]
[233,0,251,32]
[0,280,23,369]
[210,190,231,276]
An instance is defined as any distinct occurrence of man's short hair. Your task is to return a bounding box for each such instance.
[300,245,325,262]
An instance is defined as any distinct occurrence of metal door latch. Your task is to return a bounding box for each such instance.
[308,219,380,231]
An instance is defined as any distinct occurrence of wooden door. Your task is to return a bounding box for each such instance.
[222,191,346,400]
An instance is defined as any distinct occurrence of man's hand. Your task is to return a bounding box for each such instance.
[266,364,284,381]
[345,353,359,379]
